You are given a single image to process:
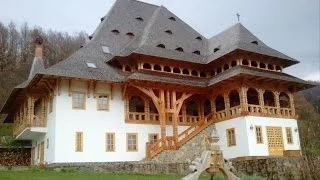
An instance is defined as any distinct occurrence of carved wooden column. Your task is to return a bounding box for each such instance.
[144,98,150,121]
[274,91,281,115]
[27,96,34,126]
[240,87,248,112]
[258,89,265,113]
[159,90,166,139]
[224,93,230,117]
[288,92,295,116]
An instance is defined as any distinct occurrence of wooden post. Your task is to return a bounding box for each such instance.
[274,91,281,115]
[159,90,166,139]
[224,93,230,118]
[288,92,295,116]
[258,89,265,113]
[240,87,248,113]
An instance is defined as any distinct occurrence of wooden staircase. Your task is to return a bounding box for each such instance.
[146,112,215,159]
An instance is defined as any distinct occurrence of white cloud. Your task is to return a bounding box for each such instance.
[304,72,320,82]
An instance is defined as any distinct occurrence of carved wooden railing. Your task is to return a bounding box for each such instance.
[146,112,215,159]
[228,105,241,117]
[280,108,293,117]
[215,110,227,120]
[13,115,46,136]
[265,106,278,115]
[178,115,199,125]
[127,112,159,124]
[248,104,263,114]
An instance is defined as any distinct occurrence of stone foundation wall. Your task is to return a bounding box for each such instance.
[47,162,189,175]
[230,156,320,180]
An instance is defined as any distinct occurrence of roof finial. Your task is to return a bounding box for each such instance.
[236,13,240,22]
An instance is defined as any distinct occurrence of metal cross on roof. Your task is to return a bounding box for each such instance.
[236,13,240,22]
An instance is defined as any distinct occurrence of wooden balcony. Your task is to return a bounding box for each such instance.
[13,115,47,140]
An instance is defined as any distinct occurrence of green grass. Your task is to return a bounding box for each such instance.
[0,170,181,180]
[0,169,265,180]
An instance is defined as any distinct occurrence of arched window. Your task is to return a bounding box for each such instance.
[200,71,206,77]
[191,70,198,76]
[163,66,171,72]
[247,88,259,105]
[223,64,229,71]
[203,99,212,116]
[215,96,225,112]
[242,59,249,66]
[193,50,200,55]
[264,90,275,107]
[229,90,240,108]
[175,47,184,52]
[143,63,151,70]
[157,44,165,48]
[210,71,215,76]
[173,67,181,74]
[260,63,266,69]
[154,64,161,71]
[124,66,131,72]
[251,61,258,67]
[182,68,189,75]
[231,61,237,67]
[149,100,158,113]
[165,30,173,34]
[279,92,290,108]
[276,66,282,72]
[169,17,176,21]
[267,64,274,70]
[111,29,120,34]
[135,17,144,22]
[126,32,135,38]
[216,67,222,74]
[186,100,198,116]
[129,96,144,112]
[195,36,202,41]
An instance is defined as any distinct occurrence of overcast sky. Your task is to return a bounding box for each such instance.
[1,0,319,81]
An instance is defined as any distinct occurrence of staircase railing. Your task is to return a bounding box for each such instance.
[146,112,215,159]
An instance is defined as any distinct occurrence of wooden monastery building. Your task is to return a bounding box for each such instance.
[0,0,314,165]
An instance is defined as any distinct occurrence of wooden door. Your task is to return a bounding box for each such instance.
[40,141,45,164]
[267,127,284,156]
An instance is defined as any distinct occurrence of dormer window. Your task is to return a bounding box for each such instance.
[126,32,135,38]
[135,17,144,22]
[101,46,110,54]
[169,17,176,21]
[175,47,184,52]
[157,44,166,48]
[214,48,220,53]
[251,41,258,45]
[101,17,105,22]
[89,36,93,40]
[165,30,173,35]
[111,29,120,34]
[192,50,200,55]
[86,62,97,69]
[195,36,202,41]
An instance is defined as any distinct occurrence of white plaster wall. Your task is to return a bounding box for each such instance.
[215,117,250,159]
[216,116,300,159]
[245,116,300,156]
[52,80,188,163]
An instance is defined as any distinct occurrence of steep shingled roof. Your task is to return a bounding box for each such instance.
[38,0,299,81]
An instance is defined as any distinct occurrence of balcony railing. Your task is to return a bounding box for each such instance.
[13,115,46,137]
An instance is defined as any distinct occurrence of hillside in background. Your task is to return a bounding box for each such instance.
[0,21,319,156]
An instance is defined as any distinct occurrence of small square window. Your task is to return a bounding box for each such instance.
[86,62,97,68]
[101,46,110,54]
[97,95,109,111]
[127,133,138,152]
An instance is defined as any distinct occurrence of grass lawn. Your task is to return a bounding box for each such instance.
[0,169,265,180]
[0,170,182,180]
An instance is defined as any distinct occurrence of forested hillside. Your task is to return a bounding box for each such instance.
[0,21,319,156]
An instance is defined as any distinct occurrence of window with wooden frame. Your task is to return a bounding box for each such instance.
[105,133,115,152]
[286,127,293,144]
[97,95,109,111]
[75,132,83,152]
[226,128,236,146]
[127,133,138,152]
[148,133,159,144]
[255,126,263,144]
[72,92,86,109]
[49,96,53,113]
